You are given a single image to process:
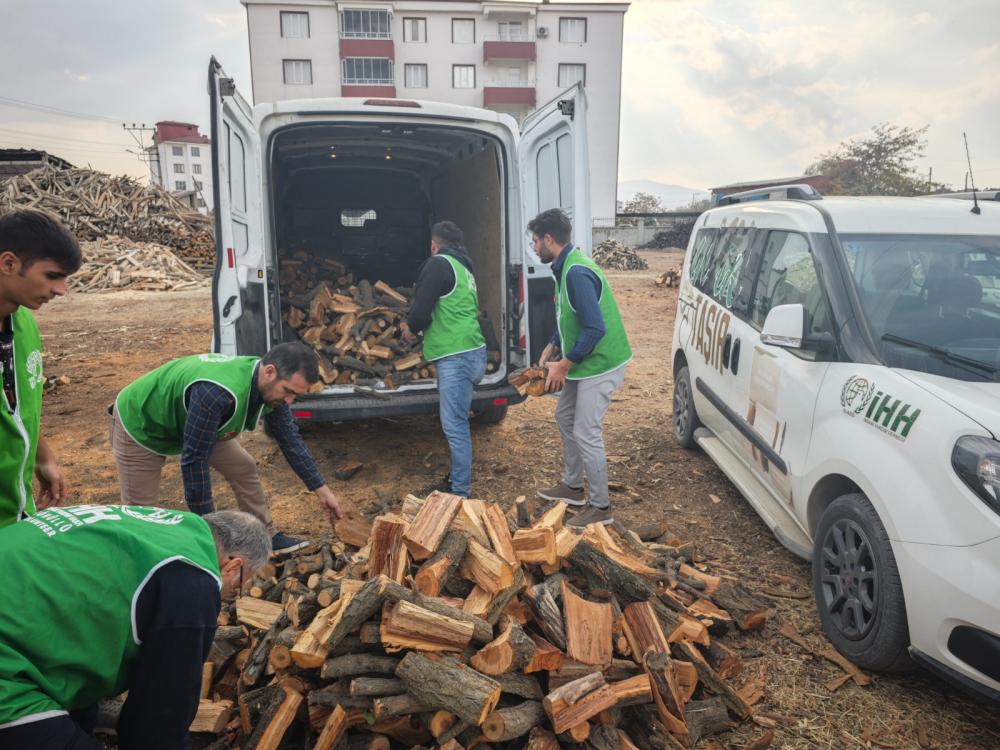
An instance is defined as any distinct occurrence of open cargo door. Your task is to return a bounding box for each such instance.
[208,57,269,356]
[517,84,590,365]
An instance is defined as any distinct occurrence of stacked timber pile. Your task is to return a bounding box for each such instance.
[0,165,215,271]
[70,235,210,292]
[175,491,778,749]
[639,221,695,251]
[654,269,680,289]
[281,253,499,390]
[592,240,648,272]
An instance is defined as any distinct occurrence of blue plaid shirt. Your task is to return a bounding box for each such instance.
[180,367,325,514]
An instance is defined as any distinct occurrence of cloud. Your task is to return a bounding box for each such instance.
[912,11,935,25]
[63,68,90,83]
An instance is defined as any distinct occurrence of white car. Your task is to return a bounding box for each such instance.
[669,186,1000,699]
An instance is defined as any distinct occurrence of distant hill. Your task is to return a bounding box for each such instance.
[618,180,709,211]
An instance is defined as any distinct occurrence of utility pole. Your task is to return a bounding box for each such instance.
[122,123,157,184]
[927,166,932,193]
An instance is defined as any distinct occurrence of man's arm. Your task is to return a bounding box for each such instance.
[33,436,66,509]
[405,256,454,335]
[180,383,236,515]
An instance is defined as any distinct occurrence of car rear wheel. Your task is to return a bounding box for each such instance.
[472,403,508,426]
[813,493,913,672]
[672,365,700,449]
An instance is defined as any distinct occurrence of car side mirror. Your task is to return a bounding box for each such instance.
[761,304,805,349]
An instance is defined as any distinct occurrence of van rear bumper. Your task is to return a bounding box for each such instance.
[290,382,525,421]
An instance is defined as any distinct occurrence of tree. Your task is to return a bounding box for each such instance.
[806,123,949,196]
[621,191,664,214]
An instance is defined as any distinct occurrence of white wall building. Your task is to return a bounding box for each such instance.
[146,121,214,214]
[242,0,627,227]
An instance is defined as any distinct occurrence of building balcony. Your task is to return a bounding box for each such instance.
[339,38,394,59]
[483,82,536,108]
[341,83,396,98]
[483,39,536,62]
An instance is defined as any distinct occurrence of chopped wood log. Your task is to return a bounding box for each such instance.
[460,538,516,595]
[314,705,349,750]
[609,674,653,706]
[674,641,752,719]
[524,632,565,673]
[380,579,492,645]
[320,653,400,681]
[483,567,525,626]
[349,677,405,697]
[685,697,732,746]
[482,700,546,741]
[404,492,464,560]
[643,650,688,740]
[622,600,670,659]
[705,640,742,680]
[523,585,566,651]
[245,678,305,750]
[428,710,458,739]
[237,598,284,630]
[514,496,531,528]
[536,502,567,531]
[394,352,423,371]
[463,585,493,618]
[374,280,408,305]
[481,503,517,565]
[413,530,468,597]
[512,527,557,566]
[673,660,699,703]
[546,683,618,734]
[190,699,234,733]
[526,727,559,750]
[372,694,425,722]
[451,499,490,548]
[368,515,410,584]
[712,583,772,631]
[395,652,501,726]
[470,614,535,675]
[496,672,544,700]
[336,517,374,548]
[562,581,613,667]
[369,716,432,746]
[308,684,374,711]
[380,599,475,653]
[543,671,605,715]
[325,576,392,651]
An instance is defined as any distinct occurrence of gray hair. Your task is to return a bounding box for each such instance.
[203,510,272,572]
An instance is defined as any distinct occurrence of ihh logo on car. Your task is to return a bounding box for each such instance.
[841,375,920,441]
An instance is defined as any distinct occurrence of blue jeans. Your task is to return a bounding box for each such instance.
[436,347,488,497]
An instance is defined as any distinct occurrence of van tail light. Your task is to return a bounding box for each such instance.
[227,247,235,268]
[518,268,526,349]
[493,398,508,406]
[292,410,313,419]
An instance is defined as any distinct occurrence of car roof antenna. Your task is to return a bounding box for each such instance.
[963,131,981,215]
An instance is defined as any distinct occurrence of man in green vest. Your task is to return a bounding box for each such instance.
[0,209,82,529]
[110,342,343,555]
[529,209,632,528]
[401,221,487,498]
[0,505,270,749]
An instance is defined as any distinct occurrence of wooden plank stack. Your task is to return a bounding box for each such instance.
[0,165,215,272]
[592,240,648,272]
[70,235,210,293]
[167,492,775,749]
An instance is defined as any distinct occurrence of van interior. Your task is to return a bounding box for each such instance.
[268,122,509,390]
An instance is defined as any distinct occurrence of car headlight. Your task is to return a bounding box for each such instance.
[952,436,1000,516]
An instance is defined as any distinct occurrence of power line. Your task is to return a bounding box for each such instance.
[0,125,132,149]
[0,95,122,124]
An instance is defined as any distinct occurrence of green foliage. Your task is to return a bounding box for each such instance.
[621,191,664,213]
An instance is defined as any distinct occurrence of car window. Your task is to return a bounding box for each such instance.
[688,226,752,308]
[751,231,831,334]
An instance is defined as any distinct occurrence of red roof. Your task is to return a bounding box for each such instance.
[154,121,211,145]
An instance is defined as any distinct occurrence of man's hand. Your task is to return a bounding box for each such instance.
[400,321,416,344]
[538,343,556,367]
[314,485,344,525]
[545,358,572,393]
[34,459,66,509]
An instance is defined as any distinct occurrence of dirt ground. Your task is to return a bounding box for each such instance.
[37,250,999,749]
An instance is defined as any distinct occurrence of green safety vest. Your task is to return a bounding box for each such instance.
[0,307,44,528]
[556,249,632,379]
[116,354,269,456]
[0,504,221,727]
[422,254,486,362]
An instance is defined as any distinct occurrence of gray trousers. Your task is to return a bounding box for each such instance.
[555,364,626,509]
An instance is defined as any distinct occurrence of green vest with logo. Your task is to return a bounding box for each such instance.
[0,504,221,726]
[556,249,632,380]
[116,354,268,456]
[422,254,486,362]
[0,307,44,528]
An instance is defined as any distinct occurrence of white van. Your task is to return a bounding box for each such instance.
[207,58,589,422]
[670,186,1000,699]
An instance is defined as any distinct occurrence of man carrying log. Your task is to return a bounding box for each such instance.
[401,221,487,498]
[529,209,632,528]
[109,342,343,554]
[0,506,269,749]
[0,209,81,528]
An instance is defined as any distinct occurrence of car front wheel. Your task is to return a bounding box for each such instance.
[813,493,913,672]
[672,365,700,449]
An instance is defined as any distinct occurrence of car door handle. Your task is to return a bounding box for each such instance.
[722,333,733,370]
[222,295,237,318]
[732,337,741,375]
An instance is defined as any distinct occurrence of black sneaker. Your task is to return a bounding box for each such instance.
[271,532,309,556]
[566,505,614,529]
[419,474,453,496]
[537,482,586,506]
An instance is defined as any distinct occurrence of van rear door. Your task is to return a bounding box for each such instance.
[517,84,590,365]
[208,58,269,356]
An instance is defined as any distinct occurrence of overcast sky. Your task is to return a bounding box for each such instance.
[1,0,998,193]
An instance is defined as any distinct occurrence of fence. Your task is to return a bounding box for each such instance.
[591,211,703,249]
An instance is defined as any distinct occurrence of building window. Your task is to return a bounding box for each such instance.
[192,163,202,174]
[175,181,187,190]
[342,57,393,85]
[190,146,200,157]
[173,163,185,174]
[453,64,475,88]
[194,179,203,189]
[171,145,183,156]
[283,59,313,85]
[559,17,587,43]
[403,17,426,42]
[340,9,391,39]
[281,11,310,38]
[558,63,586,87]
[452,18,475,44]
[404,64,428,88]
[497,21,524,41]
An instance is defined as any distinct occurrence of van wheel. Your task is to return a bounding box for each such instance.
[472,403,508,426]
[813,493,913,672]
[672,366,700,449]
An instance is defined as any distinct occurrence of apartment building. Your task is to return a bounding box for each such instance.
[242,0,628,227]
[146,121,214,213]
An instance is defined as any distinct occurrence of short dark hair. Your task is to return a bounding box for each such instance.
[0,209,82,273]
[262,342,320,383]
[431,221,464,247]
[527,209,572,246]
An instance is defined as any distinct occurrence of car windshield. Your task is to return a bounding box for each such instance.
[841,234,1000,382]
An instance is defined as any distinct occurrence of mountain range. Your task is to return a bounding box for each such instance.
[618,179,709,210]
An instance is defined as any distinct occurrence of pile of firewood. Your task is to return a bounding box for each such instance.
[69,235,210,293]
[0,165,215,272]
[639,222,696,251]
[592,241,648,272]
[654,269,680,289]
[171,491,776,749]
[509,368,547,397]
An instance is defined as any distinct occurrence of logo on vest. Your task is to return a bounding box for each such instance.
[26,349,42,389]
[199,353,235,363]
[121,506,186,525]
